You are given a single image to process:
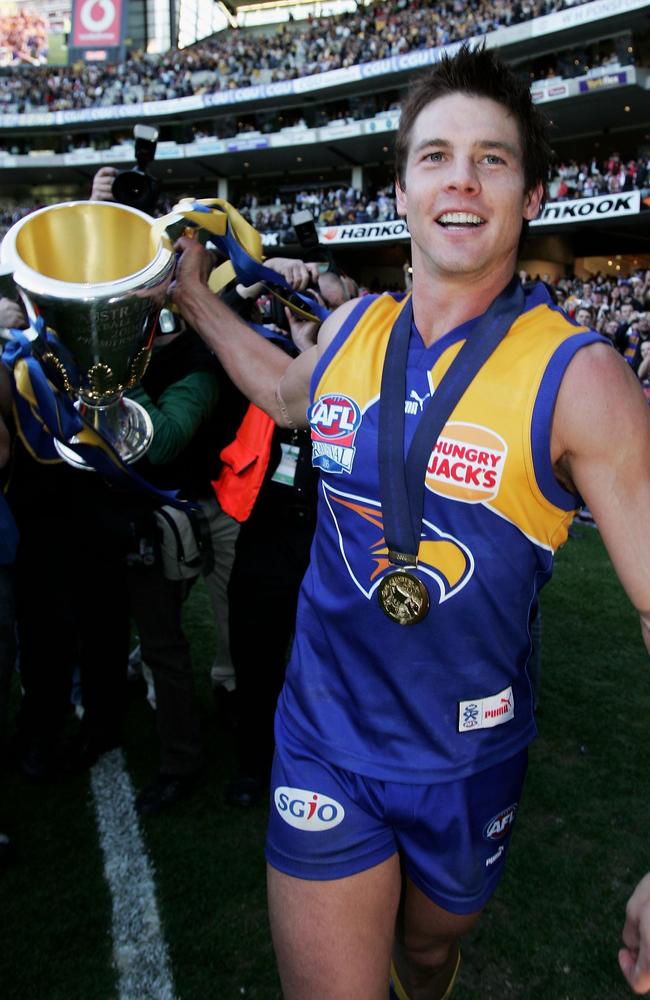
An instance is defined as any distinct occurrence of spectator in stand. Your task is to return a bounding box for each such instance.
[636,338,650,383]
[621,279,644,311]
[601,316,621,344]
[615,301,640,354]
[574,305,594,329]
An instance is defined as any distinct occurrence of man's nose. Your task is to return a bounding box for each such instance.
[444,156,481,194]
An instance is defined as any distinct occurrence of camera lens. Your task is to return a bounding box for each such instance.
[112,169,159,214]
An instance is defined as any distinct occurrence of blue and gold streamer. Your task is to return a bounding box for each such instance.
[2,320,188,508]
[158,198,331,324]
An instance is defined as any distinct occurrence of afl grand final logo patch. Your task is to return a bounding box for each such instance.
[309,394,362,475]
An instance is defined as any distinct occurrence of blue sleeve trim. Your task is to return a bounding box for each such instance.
[531,331,609,510]
[310,295,381,402]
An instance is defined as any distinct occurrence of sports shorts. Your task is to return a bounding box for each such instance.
[266,728,527,915]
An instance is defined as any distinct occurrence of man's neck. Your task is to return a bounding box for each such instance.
[410,268,517,348]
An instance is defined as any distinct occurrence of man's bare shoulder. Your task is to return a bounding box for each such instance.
[552,339,650,474]
[557,340,645,426]
[317,296,364,357]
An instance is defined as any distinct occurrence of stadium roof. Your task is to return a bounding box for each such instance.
[216,0,356,28]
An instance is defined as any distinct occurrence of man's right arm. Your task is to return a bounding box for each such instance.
[170,236,356,428]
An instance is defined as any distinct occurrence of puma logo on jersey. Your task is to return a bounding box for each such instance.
[405,389,431,414]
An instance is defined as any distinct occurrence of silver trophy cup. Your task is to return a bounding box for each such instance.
[1,200,175,468]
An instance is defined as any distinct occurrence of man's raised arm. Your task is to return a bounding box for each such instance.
[170,236,355,429]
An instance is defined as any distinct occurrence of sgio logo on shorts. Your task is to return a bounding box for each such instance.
[274,786,345,831]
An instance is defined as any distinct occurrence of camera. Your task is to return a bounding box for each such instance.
[291,210,320,250]
[112,124,161,215]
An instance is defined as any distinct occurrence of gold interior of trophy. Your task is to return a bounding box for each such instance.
[15,203,160,284]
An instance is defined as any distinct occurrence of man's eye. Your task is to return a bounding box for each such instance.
[426,151,445,162]
[484,154,505,165]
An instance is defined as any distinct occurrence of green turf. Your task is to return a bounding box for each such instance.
[1,526,647,999]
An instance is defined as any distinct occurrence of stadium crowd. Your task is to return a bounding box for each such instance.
[0,0,595,114]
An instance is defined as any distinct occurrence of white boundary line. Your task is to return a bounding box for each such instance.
[90,749,179,1000]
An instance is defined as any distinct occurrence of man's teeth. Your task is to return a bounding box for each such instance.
[438,212,484,225]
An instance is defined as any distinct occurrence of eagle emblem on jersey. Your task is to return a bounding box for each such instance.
[322,482,474,603]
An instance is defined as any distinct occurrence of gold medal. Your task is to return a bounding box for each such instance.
[377,569,430,625]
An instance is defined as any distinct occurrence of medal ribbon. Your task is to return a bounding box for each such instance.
[378,277,525,566]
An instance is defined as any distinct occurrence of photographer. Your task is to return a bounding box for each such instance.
[90,166,118,202]
[220,262,358,808]
[90,125,160,215]
[87,165,246,813]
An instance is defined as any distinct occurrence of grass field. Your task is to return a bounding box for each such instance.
[1,523,648,1000]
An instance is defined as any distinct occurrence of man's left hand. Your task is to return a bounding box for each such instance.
[620,873,650,993]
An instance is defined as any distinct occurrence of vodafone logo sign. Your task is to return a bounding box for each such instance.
[72,0,122,46]
[80,0,116,33]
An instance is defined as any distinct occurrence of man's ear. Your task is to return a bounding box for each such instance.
[395,177,408,219]
[523,183,545,222]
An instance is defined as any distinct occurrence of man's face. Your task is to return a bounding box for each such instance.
[620,303,634,321]
[575,308,592,327]
[395,93,543,286]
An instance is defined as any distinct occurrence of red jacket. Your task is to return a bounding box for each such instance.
[212,403,275,522]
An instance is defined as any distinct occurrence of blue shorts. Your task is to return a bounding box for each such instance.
[266,730,527,915]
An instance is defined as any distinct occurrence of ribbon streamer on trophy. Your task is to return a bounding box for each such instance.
[157,198,331,324]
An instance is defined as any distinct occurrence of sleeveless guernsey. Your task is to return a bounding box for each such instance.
[275,282,603,782]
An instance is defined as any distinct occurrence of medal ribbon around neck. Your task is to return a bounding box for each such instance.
[377,277,525,604]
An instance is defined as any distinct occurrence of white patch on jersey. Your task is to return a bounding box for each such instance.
[458,686,514,732]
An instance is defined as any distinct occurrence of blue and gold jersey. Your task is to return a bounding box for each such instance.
[276,283,604,782]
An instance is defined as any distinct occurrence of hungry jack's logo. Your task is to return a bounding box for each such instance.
[322,482,474,603]
[426,422,508,503]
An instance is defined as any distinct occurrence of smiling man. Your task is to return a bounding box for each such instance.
[171,46,650,1000]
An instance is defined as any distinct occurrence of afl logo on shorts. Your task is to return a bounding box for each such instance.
[274,786,345,831]
[483,803,518,841]
[309,394,361,475]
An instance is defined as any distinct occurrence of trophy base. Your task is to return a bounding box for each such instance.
[54,397,154,471]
